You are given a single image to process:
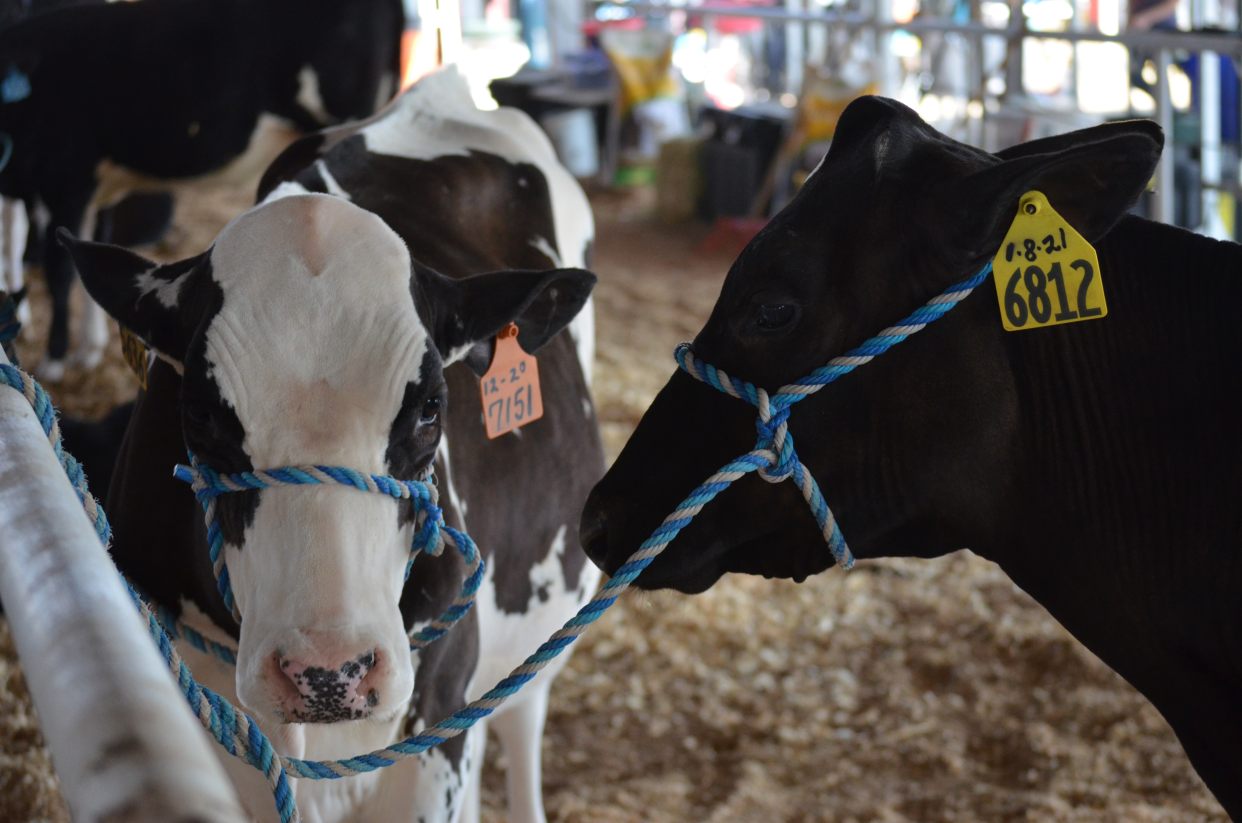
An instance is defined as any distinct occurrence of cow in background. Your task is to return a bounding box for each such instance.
[71,68,604,822]
[0,0,403,380]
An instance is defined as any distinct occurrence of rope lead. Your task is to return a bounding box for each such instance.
[0,262,989,821]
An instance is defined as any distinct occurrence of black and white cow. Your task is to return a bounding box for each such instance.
[66,69,604,822]
[581,97,1242,818]
[0,0,403,380]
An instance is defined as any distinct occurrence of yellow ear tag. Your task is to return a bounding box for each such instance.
[479,323,543,439]
[991,191,1107,331]
[119,326,151,389]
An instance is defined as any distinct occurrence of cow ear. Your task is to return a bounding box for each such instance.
[418,264,597,376]
[56,228,206,368]
[945,122,1163,262]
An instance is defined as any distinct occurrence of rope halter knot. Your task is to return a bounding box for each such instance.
[172,455,483,651]
[673,262,995,571]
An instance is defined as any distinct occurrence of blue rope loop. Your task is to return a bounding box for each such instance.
[172,455,482,652]
[673,263,993,570]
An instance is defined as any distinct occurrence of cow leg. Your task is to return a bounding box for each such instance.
[1,198,31,330]
[489,681,552,823]
[36,189,92,382]
[70,204,110,370]
[459,720,486,823]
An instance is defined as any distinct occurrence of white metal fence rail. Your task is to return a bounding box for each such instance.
[0,347,247,823]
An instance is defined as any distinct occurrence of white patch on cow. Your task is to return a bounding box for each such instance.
[297,65,333,126]
[362,67,593,266]
[70,288,109,369]
[567,295,594,387]
[374,71,396,114]
[365,724,476,823]
[316,160,352,200]
[528,235,561,267]
[472,524,602,698]
[582,397,592,418]
[134,266,192,308]
[0,197,29,331]
[204,194,428,728]
[467,523,602,823]
[361,67,596,372]
[443,342,474,367]
[262,180,312,202]
[437,434,467,519]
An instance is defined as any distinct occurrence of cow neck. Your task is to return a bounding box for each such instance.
[671,262,995,569]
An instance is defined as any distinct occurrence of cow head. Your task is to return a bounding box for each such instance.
[580,97,1161,593]
[62,193,594,724]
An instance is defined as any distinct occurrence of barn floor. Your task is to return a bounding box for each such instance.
[1,177,1228,823]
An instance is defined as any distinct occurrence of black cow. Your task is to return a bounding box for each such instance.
[580,97,1242,818]
[67,69,603,823]
[0,0,402,380]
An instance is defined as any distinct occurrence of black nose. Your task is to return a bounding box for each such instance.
[579,512,610,570]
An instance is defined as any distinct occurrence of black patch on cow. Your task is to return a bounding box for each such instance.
[178,262,258,550]
[299,166,331,195]
[256,133,327,198]
[108,359,242,636]
[385,353,447,527]
[57,400,135,505]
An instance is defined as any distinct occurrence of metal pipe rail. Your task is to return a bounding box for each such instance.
[614,0,1241,232]
[0,348,247,823]
[621,0,1242,54]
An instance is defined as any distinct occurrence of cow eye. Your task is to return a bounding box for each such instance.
[755,304,795,330]
[420,396,440,424]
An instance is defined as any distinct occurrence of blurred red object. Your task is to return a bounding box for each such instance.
[709,0,774,35]
[698,216,768,256]
[582,16,644,36]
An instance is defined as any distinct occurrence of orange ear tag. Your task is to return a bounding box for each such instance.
[480,323,543,439]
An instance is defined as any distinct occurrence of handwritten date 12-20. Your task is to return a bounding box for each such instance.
[480,323,544,439]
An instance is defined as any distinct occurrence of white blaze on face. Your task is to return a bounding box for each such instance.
[204,193,428,722]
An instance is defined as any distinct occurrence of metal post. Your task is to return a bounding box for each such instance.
[1156,47,1177,223]
[1199,0,1227,236]
[1005,0,1025,101]
[787,0,806,95]
[0,350,247,823]
[875,0,898,96]
[1201,49,1225,235]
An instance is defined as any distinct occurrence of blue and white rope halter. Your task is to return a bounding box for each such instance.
[0,264,992,823]
[661,263,994,572]
[172,457,482,653]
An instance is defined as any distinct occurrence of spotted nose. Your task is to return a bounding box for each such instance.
[274,650,383,722]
